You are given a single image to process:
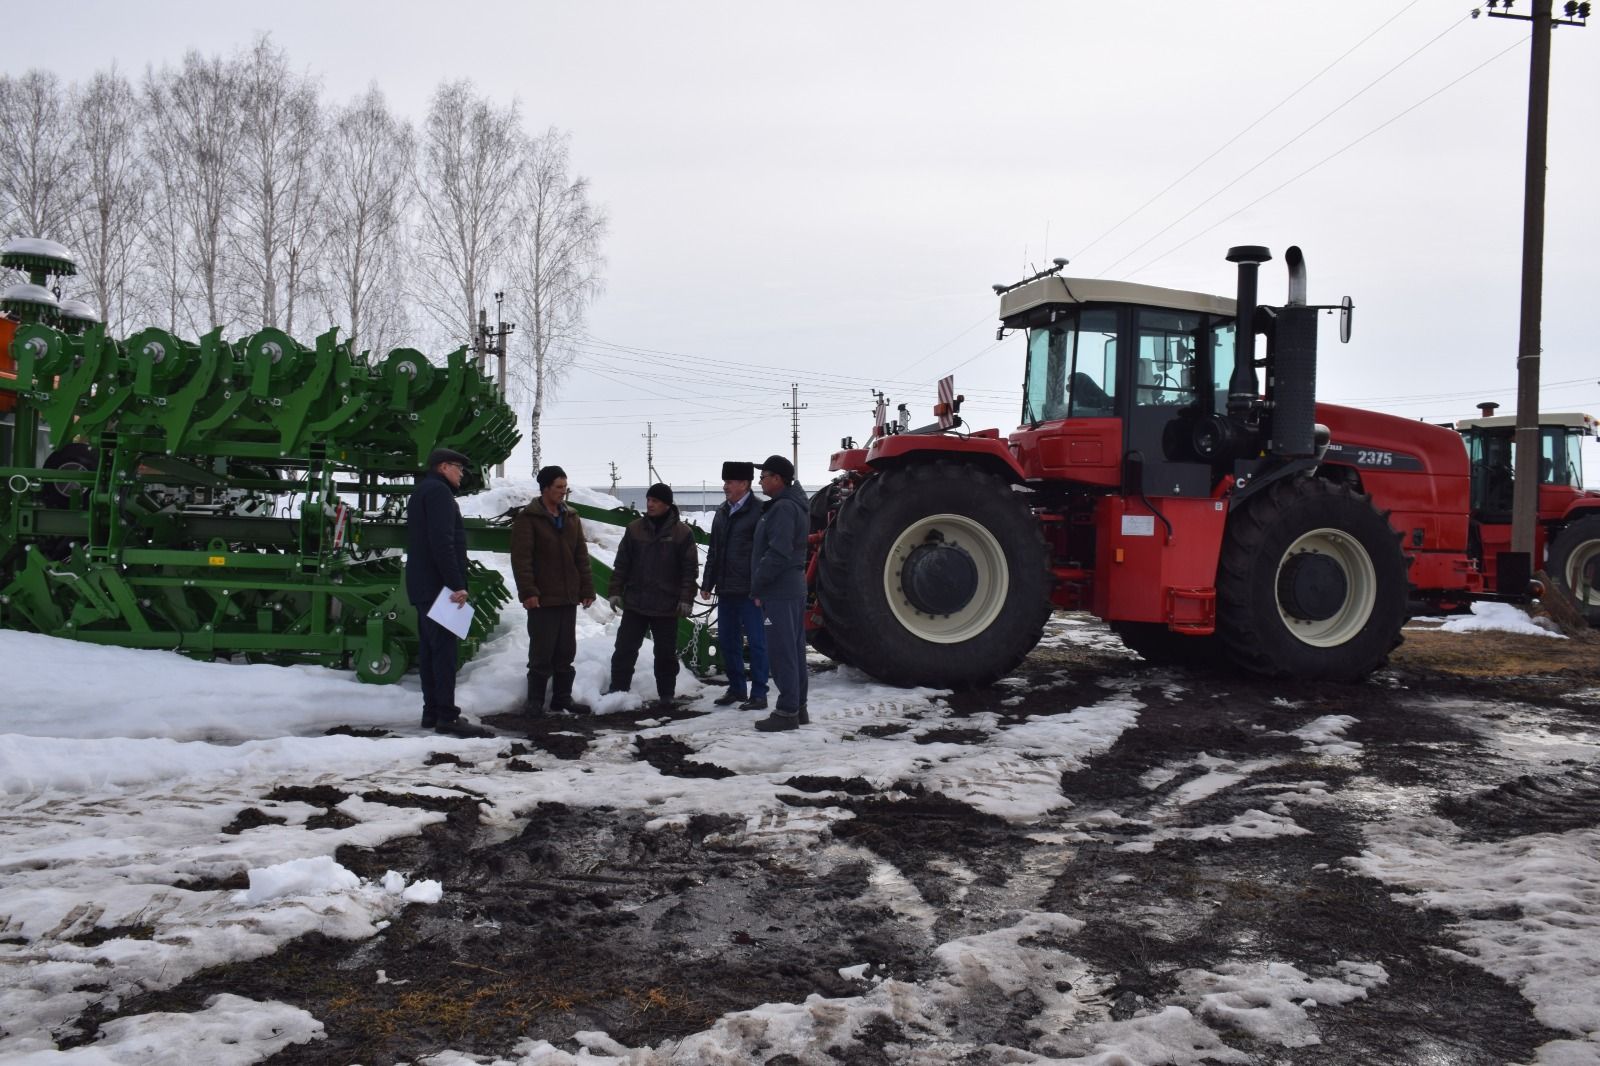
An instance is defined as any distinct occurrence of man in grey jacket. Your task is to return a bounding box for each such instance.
[750,455,810,731]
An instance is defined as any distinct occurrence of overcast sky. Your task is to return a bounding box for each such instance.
[14,0,1600,488]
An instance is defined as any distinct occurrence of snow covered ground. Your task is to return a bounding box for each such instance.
[3,488,1597,1064]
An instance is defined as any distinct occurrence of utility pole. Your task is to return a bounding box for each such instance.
[474,291,515,479]
[1479,0,1588,591]
[608,461,620,495]
[642,423,660,486]
[783,382,808,473]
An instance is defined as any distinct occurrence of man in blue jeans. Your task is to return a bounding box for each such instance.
[750,454,810,731]
[699,460,770,710]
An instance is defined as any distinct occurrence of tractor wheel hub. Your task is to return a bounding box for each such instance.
[1278,551,1348,622]
[901,540,978,616]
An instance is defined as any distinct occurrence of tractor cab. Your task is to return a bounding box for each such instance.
[997,247,1334,502]
[1455,407,1597,519]
[1000,272,1239,498]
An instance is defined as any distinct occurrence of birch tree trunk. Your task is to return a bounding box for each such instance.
[322,85,414,359]
[64,67,145,333]
[412,80,521,353]
[0,70,80,243]
[508,128,607,478]
[232,36,322,334]
[143,51,241,334]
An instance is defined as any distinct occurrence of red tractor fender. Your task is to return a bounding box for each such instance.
[864,430,1027,483]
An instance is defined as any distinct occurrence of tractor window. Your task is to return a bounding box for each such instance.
[1468,430,1515,514]
[1211,320,1236,415]
[1134,309,1203,408]
[1021,308,1118,423]
[1562,430,1586,487]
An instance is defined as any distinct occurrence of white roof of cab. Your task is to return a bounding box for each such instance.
[1455,412,1597,434]
[999,276,1236,321]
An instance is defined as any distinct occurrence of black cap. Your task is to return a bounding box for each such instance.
[536,465,568,490]
[721,460,754,482]
[426,447,470,470]
[756,454,795,482]
[647,482,674,504]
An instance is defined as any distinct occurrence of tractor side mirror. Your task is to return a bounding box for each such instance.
[1339,295,1353,344]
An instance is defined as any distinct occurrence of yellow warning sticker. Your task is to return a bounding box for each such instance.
[208,556,226,566]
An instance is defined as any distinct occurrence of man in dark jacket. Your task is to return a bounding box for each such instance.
[405,447,489,736]
[511,465,596,717]
[699,460,770,710]
[608,483,699,712]
[750,455,810,732]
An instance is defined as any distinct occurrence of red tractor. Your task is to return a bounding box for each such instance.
[807,244,1511,688]
[1445,406,1600,624]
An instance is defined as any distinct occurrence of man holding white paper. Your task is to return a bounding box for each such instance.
[405,447,490,737]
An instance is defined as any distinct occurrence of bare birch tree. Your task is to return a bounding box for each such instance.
[412,80,522,351]
[63,67,146,332]
[231,35,323,334]
[143,51,241,333]
[507,128,606,474]
[321,85,415,358]
[0,70,80,244]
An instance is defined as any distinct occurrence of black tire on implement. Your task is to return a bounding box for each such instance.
[1547,513,1600,626]
[1215,476,1408,682]
[812,460,1051,689]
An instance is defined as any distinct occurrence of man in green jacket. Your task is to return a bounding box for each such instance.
[511,466,596,716]
[608,483,699,712]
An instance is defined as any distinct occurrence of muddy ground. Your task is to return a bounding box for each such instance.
[68,618,1600,1065]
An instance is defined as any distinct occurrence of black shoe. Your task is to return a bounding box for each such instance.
[713,690,747,707]
[551,698,591,715]
[739,696,768,711]
[651,697,678,713]
[755,712,799,732]
[798,707,810,725]
[435,717,494,738]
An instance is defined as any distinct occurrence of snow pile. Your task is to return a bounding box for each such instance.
[1420,601,1566,639]
[240,855,360,904]
[1181,960,1388,1048]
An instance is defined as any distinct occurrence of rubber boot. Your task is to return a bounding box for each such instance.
[525,676,548,716]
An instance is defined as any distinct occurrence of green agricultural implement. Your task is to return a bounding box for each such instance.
[0,238,718,684]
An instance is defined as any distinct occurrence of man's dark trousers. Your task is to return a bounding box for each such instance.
[717,593,768,699]
[762,597,808,715]
[612,610,679,700]
[527,604,578,708]
[415,609,460,720]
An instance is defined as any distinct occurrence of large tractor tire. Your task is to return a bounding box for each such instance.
[1547,514,1600,626]
[813,460,1051,689]
[1215,477,1408,682]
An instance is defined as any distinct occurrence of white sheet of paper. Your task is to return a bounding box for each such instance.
[427,587,474,639]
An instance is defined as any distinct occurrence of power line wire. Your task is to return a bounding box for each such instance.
[1102,8,1477,278]
[1073,0,1424,266]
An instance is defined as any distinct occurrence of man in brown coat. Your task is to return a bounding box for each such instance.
[607,483,699,712]
[511,465,596,715]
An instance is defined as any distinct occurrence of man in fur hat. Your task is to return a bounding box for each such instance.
[608,483,699,712]
[699,460,770,709]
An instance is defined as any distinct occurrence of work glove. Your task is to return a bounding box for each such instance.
[608,595,623,612]
[678,600,694,617]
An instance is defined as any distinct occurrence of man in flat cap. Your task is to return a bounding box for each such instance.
[608,482,699,712]
[405,447,491,736]
[750,455,810,731]
[511,465,596,717]
[699,460,769,710]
